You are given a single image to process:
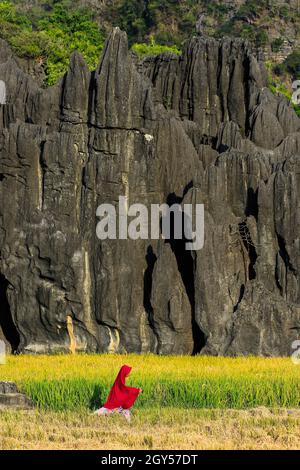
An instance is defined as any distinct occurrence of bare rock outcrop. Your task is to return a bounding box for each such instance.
[0,382,33,410]
[0,28,299,355]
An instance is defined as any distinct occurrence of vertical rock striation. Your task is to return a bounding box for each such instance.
[0,28,299,355]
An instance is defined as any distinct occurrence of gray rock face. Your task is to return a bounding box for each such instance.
[0,29,299,356]
[0,381,33,410]
[0,381,18,394]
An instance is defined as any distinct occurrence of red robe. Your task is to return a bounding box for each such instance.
[103,365,141,410]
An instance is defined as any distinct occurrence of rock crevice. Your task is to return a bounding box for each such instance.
[0,28,299,355]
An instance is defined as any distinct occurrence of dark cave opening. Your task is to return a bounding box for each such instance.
[275,258,283,295]
[233,284,245,313]
[238,221,257,280]
[277,233,296,274]
[245,187,258,220]
[165,191,206,355]
[0,274,20,352]
[143,245,157,326]
[275,233,297,296]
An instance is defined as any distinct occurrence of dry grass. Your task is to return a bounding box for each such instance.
[1,355,300,449]
[1,408,300,450]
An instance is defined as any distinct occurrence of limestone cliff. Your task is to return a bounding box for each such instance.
[0,29,299,355]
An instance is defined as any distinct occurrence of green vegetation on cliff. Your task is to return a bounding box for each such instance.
[131,37,181,58]
[0,1,105,85]
[107,0,299,49]
[268,50,300,116]
[0,0,299,109]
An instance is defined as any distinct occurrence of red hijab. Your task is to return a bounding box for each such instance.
[104,364,141,410]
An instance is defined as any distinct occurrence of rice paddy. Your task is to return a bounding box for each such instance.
[1,354,300,411]
[1,407,300,450]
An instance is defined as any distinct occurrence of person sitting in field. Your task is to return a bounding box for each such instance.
[94,364,142,422]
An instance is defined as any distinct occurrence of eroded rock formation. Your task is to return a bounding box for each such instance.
[0,28,299,355]
[0,382,33,410]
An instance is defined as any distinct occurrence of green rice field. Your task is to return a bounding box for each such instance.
[1,355,300,411]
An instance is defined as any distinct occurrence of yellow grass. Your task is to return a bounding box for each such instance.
[1,408,300,450]
[2,354,299,381]
[1,355,300,449]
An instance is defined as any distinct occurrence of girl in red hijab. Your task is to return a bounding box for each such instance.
[94,365,142,422]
